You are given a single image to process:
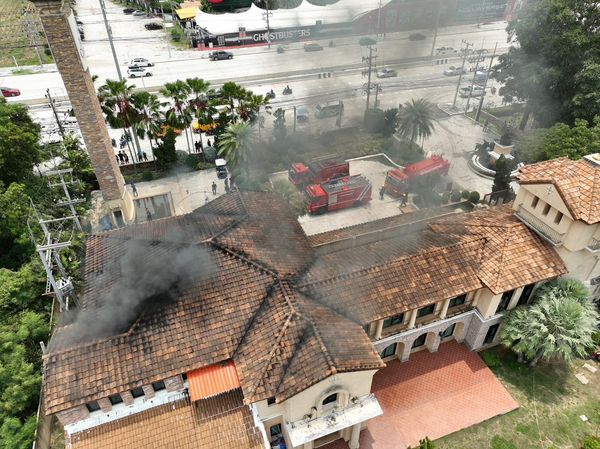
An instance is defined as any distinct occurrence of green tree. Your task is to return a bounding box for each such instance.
[397,98,436,146]
[383,108,398,137]
[154,128,178,168]
[493,0,600,127]
[186,77,214,151]
[217,122,256,176]
[408,437,436,449]
[492,154,512,193]
[161,80,193,153]
[269,179,306,216]
[130,91,165,157]
[0,184,35,270]
[219,81,248,122]
[501,278,599,367]
[0,99,41,186]
[238,92,270,124]
[273,108,287,141]
[97,79,143,160]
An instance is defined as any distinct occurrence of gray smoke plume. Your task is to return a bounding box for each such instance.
[59,236,216,347]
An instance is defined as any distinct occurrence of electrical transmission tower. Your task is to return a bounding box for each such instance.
[28,169,85,311]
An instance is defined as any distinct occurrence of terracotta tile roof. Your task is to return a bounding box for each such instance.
[187,360,240,401]
[299,237,485,324]
[67,390,264,449]
[517,157,600,224]
[43,191,565,419]
[429,206,567,294]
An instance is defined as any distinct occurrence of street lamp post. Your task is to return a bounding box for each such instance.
[99,0,123,81]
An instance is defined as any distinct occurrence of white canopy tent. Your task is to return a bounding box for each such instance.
[195,0,394,35]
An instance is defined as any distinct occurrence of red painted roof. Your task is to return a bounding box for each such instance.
[187,360,240,401]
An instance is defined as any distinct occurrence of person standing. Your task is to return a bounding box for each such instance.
[224,177,230,193]
[130,180,138,197]
[211,181,217,195]
[400,192,408,207]
[124,153,129,164]
[379,186,386,200]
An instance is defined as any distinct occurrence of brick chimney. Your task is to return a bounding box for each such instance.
[32,0,134,224]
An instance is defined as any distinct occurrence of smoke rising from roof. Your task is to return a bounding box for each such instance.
[59,236,216,347]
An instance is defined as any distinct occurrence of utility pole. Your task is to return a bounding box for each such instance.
[374,83,382,109]
[46,168,84,232]
[452,40,472,109]
[262,0,272,49]
[475,42,498,122]
[46,89,65,140]
[22,11,44,67]
[99,0,123,80]
[429,0,442,58]
[465,48,486,114]
[363,45,377,118]
[377,0,383,37]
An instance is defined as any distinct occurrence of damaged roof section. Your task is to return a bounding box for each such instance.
[44,192,566,417]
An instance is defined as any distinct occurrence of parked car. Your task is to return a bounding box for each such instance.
[473,71,489,84]
[376,68,397,78]
[132,10,147,16]
[296,106,308,122]
[408,32,426,41]
[123,8,135,14]
[1,87,21,97]
[144,22,163,30]
[215,158,228,179]
[443,66,466,76]
[209,50,233,61]
[436,46,457,55]
[304,43,323,52]
[459,86,484,97]
[127,58,154,67]
[78,26,85,40]
[127,67,152,78]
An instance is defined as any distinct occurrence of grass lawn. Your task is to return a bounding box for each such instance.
[437,348,600,449]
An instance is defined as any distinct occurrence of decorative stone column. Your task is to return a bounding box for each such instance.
[408,309,417,329]
[439,298,451,319]
[374,320,384,339]
[349,423,362,449]
[31,0,134,223]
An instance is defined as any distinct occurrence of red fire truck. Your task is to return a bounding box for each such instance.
[383,155,450,198]
[288,154,350,187]
[305,175,372,214]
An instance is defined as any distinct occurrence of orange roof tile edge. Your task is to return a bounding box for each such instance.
[187,360,240,401]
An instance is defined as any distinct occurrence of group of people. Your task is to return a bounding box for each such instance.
[115,151,149,165]
[379,185,409,207]
[206,177,233,204]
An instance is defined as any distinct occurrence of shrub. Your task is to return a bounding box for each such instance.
[441,192,450,204]
[141,171,153,182]
[450,190,462,202]
[365,109,385,134]
[412,195,423,207]
[582,435,600,449]
[359,37,377,46]
[461,190,470,199]
[482,351,501,368]
[469,191,481,203]
[183,153,199,169]
[491,435,517,449]
[592,331,600,346]
[196,162,214,171]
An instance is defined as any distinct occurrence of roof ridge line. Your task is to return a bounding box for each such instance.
[280,283,337,374]
[204,190,250,242]
[297,236,486,289]
[209,241,278,278]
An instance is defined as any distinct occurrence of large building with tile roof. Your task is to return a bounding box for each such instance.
[42,154,600,449]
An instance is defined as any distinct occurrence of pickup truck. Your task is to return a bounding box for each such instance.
[209,50,233,61]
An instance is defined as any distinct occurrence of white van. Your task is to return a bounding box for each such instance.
[127,66,152,78]
[459,86,484,98]
[315,101,344,118]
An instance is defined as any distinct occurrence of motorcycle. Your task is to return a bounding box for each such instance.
[283,86,292,95]
[266,90,276,99]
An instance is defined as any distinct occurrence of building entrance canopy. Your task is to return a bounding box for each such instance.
[287,394,382,447]
[187,360,240,401]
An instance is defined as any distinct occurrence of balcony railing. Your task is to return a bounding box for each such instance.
[515,206,565,246]
[587,237,600,252]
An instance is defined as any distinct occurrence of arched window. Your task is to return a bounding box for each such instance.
[322,393,338,406]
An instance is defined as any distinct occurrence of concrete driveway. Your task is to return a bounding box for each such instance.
[322,341,518,449]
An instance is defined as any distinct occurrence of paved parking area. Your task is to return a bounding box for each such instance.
[322,341,518,449]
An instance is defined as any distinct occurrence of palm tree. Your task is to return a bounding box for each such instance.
[397,98,437,146]
[160,80,192,153]
[130,91,165,158]
[217,121,256,175]
[219,81,248,122]
[186,77,213,151]
[97,79,143,161]
[238,92,271,124]
[501,278,599,367]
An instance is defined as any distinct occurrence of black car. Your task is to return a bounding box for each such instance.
[144,22,163,30]
[123,8,135,14]
[304,43,323,52]
[409,32,426,41]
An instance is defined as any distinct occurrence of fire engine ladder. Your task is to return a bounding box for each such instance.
[356,182,371,203]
